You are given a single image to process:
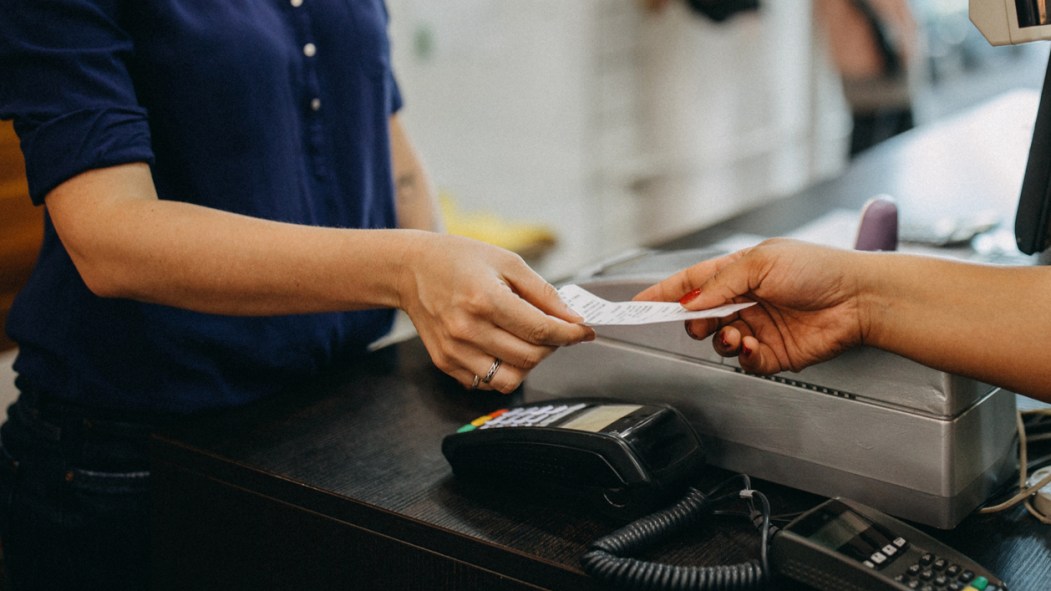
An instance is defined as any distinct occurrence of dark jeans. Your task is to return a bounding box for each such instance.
[0,386,172,591]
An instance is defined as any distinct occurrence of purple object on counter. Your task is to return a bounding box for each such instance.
[854,195,899,251]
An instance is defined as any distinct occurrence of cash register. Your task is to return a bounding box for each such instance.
[527,0,1051,530]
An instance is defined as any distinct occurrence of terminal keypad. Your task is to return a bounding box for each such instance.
[893,551,1003,591]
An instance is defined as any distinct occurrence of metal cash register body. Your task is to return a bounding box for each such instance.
[525,249,1017,529]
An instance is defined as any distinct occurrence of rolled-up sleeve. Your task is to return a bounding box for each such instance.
[0,0,153,204]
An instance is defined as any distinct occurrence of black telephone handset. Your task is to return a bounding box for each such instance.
[774,497,1007,591]
[441,398,706,518]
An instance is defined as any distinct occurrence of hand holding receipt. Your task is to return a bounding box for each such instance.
[557,284,753,326]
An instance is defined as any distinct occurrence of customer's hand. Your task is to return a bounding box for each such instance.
[634,239,868,375]
[399,234,594,393]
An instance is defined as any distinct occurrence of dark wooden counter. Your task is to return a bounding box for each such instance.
[151,92,1051,590]
[150,339,1050,590]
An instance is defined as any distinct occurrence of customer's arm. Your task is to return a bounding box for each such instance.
[45,162,593,392]
[636,239,1051,402]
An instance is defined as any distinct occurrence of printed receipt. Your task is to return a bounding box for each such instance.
[557,284,755,326]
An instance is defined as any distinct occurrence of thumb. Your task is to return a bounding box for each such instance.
[681,255,758,311]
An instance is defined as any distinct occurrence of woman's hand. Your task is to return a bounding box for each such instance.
[634,239,869,375]
[398,233,595,393]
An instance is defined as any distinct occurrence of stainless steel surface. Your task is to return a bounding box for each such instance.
[524,336,1016,528]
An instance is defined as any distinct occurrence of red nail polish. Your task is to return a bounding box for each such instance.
[741,343,753,358]
[719,334,730,349]
[679,289,702,305]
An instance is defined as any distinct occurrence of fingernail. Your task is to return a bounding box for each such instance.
[719,333,731,349]
[678,289,702,305]
[741,343,753,358]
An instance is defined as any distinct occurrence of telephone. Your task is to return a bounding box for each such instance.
[442,398,1008,591]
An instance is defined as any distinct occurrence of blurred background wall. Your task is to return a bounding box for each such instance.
[386,0,1048,278]
[387,0,849,279]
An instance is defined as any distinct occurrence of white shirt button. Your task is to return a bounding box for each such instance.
[310,98,321,111]
[290,0,303,6]
[303,43,317,58]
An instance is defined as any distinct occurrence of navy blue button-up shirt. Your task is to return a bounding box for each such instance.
[0,0,403,413]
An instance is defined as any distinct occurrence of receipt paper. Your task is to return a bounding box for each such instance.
[558,284,755,326]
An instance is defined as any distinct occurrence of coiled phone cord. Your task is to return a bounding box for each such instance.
[581,475,774,590]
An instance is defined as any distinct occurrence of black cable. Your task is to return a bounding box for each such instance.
[580,476,773,590]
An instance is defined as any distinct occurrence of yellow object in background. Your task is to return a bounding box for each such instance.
[439,192,557,260]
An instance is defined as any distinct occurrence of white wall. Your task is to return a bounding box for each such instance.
[633,1,850,241]
[386,0,850,279]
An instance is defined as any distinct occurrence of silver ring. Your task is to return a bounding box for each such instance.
[481,358,502,384]
[470,374,481,390]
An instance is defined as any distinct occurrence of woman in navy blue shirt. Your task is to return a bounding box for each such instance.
[0,1,594,587]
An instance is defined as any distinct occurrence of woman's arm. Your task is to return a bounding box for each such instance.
[45,162,594,392]
[48,162,413,316]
